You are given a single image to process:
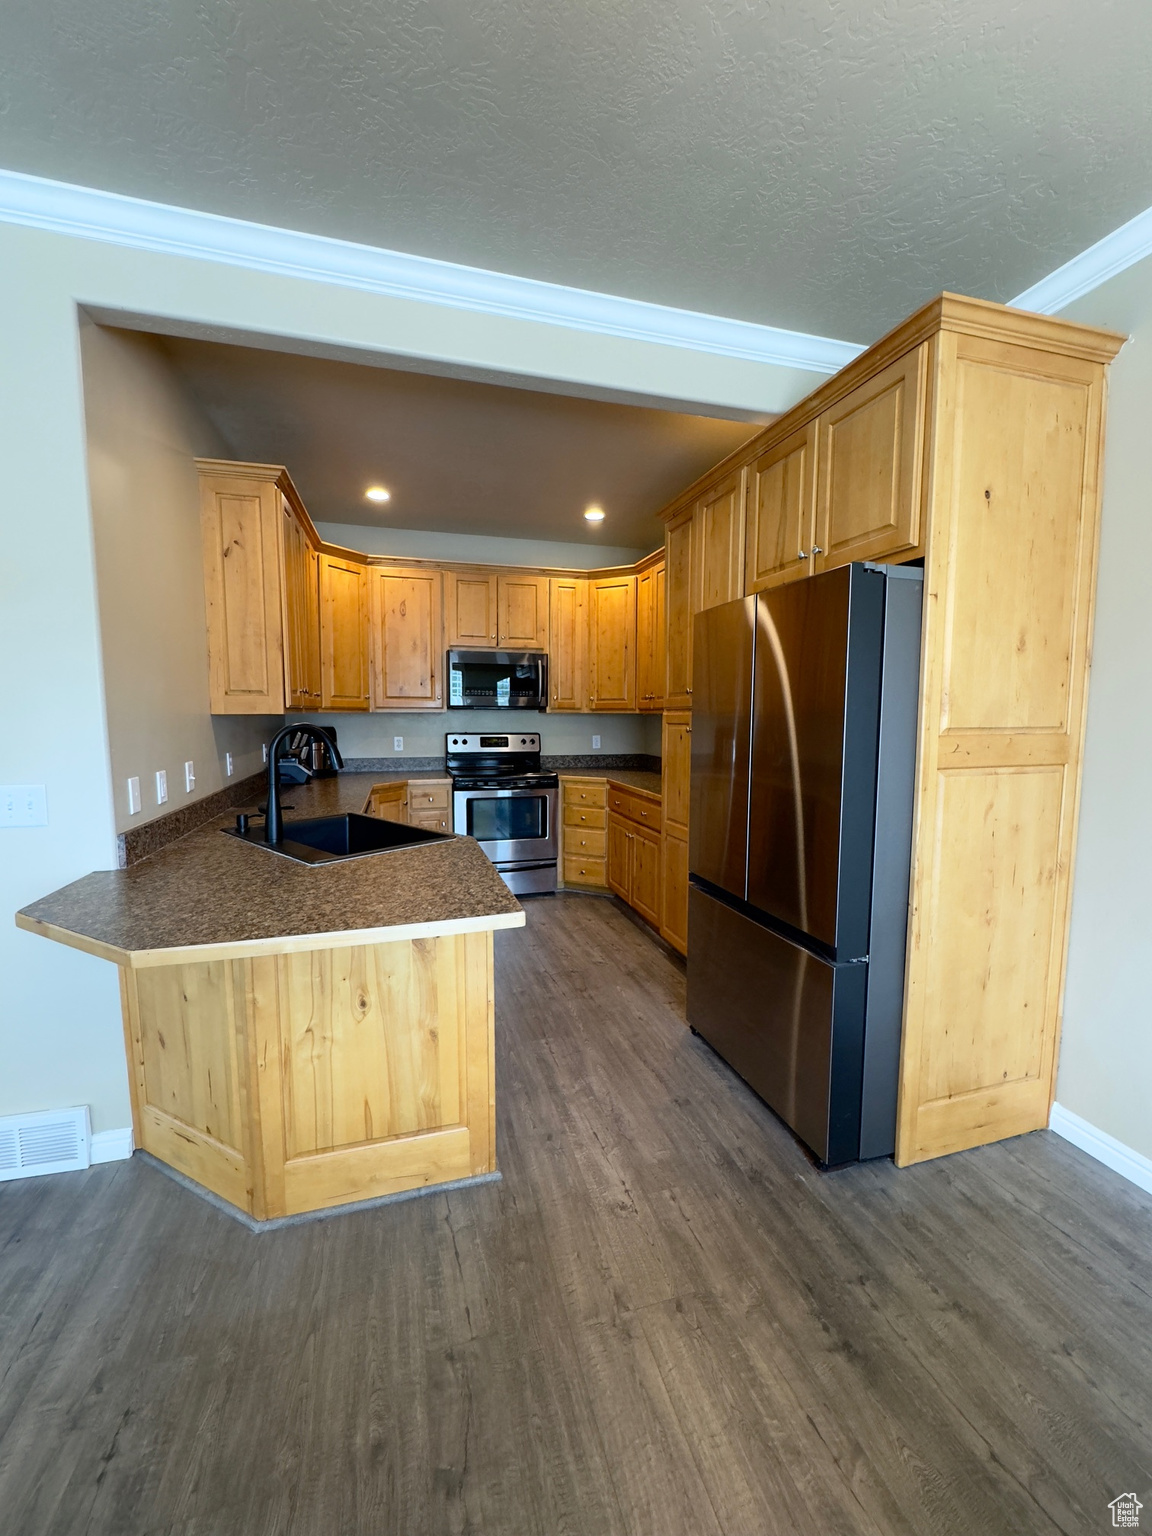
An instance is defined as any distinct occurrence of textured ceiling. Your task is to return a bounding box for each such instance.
[159,334,754,548]
[4,2,1151,341]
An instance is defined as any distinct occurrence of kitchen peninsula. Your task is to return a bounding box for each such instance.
[16,773,523,1223]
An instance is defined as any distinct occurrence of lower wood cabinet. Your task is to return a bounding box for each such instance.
[406,780,452,834]
[365,782,408,823]
[661,711,691,955]
[661,830,689,955]
[559,778,609,890]
[607,787,662,929]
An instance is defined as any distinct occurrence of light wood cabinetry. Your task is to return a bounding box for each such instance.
[497,573,550,649]
[607,787,662,929]
[445,571,498,647]
[406,780,452,834]
[119,931,498,1220]
[369,567,443,710]
[660,711,692,955]
[319,554,370,711]
[588,574,637,711]
[695,468,746,612]
[745,423,818,593]
[813,343,928,573]
[664,507,694,709]
[559,778,609,889]
[549,577,588,711]
[636,559,666,711]
[282,499,322,708]
[365,782,408,823]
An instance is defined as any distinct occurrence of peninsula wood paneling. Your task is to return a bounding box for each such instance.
[370,567,442,710]
[896,329,1111,1165]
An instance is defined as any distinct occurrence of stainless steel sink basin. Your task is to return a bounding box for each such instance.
[223,813,453,865]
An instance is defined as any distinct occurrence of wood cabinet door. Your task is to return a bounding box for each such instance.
[661,711,691,838]
[695,468,746,612]
[589,575,636,711]
[200,471,286,714]
[664,507,694,708]
[636,561,666,711]
[445,572,498,647]
[814,344,927,572]
[631,824,662,927]
[320,555,370,711]
[371,568,443,710]
[282,502,322,709]
[661,830,689,955]
[366,783,408,823]
[745,423,818,593]
[607,814,632,899]
[549,577,588,710]
[498,573,549,648]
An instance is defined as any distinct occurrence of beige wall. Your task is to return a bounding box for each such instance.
[290,709,660,761]
[317,520,651,568]
[82,323,279,835]
[0,216,817,1136]
[1054,257,1152,1160]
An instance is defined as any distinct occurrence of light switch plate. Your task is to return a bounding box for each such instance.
[0,785,48,828]
[184,761,195,793]
[155,770,168,805]
[127,777,142,816]
[225,752,234,777]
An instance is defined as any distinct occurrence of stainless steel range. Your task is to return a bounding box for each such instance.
[447,733,558,896]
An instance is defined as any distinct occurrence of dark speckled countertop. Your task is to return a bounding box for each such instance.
[17,773,522,966]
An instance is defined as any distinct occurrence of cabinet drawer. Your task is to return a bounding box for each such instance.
[563,804,607,830]
[562,781,607,809]
[407,808,451,834]
[407,782,449,811]
[565,827,606,858]
[607,787,662,833]
[563,854,608,889]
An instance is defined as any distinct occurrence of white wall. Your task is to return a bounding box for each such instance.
[82,323,278,834]
[1054,256,1152,1161]
[0,216,815,1137]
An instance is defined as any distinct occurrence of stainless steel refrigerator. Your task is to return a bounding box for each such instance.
[687,562,923,1166]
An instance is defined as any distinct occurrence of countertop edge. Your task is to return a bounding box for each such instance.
[16,907,526,970]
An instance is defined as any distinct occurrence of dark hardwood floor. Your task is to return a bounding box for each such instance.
[2,894,1150,1535]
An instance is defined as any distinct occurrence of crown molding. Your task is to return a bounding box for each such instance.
[0,167,861,376]
[1011,203,1152,315]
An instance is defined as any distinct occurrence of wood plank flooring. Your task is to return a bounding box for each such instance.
[1,893,1150,1535]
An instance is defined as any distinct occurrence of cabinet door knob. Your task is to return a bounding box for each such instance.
[811,545,823,556]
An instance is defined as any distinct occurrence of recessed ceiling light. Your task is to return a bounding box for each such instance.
[365,485,391,503]
[584,505,606,522]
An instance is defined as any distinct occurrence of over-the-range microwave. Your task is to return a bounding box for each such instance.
[447,650,549,710]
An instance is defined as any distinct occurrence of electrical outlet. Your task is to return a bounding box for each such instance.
[127,777,142,816]
[225,752,234,778]
[0,785,48,828]
[393,736,404,752]
[592,734,602,750]
[184,760,195,793]
[155,770,168,805]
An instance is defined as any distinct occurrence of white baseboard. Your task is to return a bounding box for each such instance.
[90,1127,134,1164]
[1049,1103,1152,1197]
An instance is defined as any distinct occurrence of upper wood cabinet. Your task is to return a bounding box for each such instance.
[745,423,819,593]
[370,567,443,711]
[282,499,322,709]
[588,575,636,711]
[664,507,694,709]
[498,573,549,649]
[813,344,927,573]
[636,560,666,712]
[200,466,288,714]
[549,577,588,711]
[320,555,370,711]
[695,468,746,612]
[445,572,498,647]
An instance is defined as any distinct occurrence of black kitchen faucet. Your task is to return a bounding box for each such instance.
[263,724,343,844]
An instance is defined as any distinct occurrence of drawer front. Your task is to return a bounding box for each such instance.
[562,781,607,809]
[565,827,606,858]
[607,787,662,833]
[408,808,450,833]
[408,782,449,811]
[563,804,607,830]
[563,853,608,889]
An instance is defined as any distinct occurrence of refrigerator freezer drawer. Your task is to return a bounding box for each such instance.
[686,885,870,1165]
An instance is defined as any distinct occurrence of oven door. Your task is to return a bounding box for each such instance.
[454,786,558,865]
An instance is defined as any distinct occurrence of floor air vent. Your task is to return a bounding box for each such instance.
[0,1107,92,1181]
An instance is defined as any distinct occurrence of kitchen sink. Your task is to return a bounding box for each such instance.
[224,813,453,865]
